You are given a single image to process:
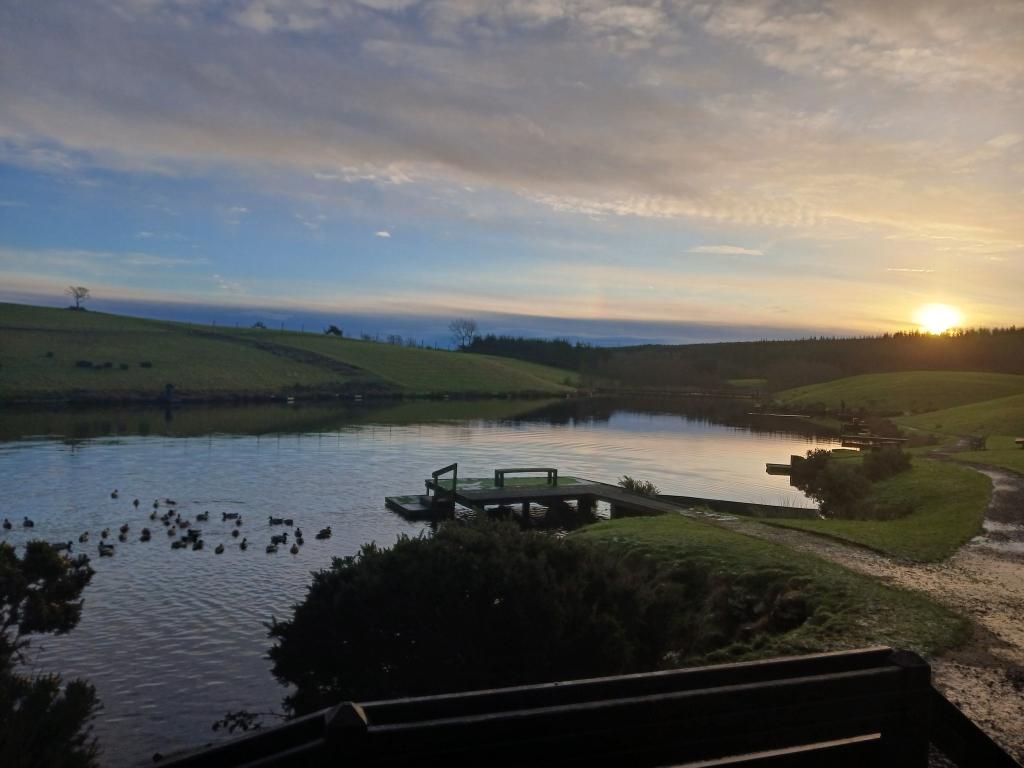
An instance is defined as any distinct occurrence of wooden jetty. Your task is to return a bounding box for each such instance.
[385,465,684,521]
[155,646,1020,767]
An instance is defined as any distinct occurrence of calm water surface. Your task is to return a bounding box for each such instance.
[0,398,838,766]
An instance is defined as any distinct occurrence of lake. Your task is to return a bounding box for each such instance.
[0,397,839,766]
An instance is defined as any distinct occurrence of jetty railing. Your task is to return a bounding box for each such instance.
[153,646,1021,767]
[493,467,558,488]
[424,463,457,512]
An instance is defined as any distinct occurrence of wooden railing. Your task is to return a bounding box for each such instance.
[153,646,1021,767]
[424,463,457,511]
[493,467,558,488]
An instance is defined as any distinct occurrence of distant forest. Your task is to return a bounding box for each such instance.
[465,328,1024,391]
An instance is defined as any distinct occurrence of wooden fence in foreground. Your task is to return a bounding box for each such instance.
[156,646,1020,768]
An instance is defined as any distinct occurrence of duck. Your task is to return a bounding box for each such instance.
[215,543,225,555]
[235,518,243,527]
[23,517,35,528]
[98,542,115,557]
[265,543,278,554]
[167,526,177,536]
[268,516,285,526]
[231,528,240,538]
[140,528,152,542]
[178,519,191,529]
[192,539,204,551]
[150,510,158,520]
[78,532,90,543]
[196,511,209,522]
[289,543,299,555]
[222,512,239,521]
[53,541,73,553]
[283,518,294,526]
[111,489,119,499]
[165,499,177,506]
[2,518,11,530]
[315,526,332,540]
[153,499,160,509]
[239,538,248,551]
[185,528,202,541]
[119,523,130,534]
[270,532,288,546]
[296,535,305,546]
[100,527,109,539]
[118,532,128,543]
[294,527,303,538]
[171,539,188,549]
[133,498,140,509]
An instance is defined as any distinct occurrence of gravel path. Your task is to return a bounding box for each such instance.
[686,464,1024,762]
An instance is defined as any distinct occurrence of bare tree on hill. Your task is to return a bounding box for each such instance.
[65,285,90,310]
[449,317,478,349]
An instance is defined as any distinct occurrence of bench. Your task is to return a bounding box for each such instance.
[493,467,558,488]
[154,646,1020,767]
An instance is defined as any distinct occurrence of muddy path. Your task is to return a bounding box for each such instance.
[691,464,1024,761]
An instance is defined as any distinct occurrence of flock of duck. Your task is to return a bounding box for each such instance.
[1,488,333,558]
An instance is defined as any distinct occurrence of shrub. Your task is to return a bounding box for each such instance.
[45,351,54,358]
[100,362,112,369]
[74,360,93,369]
[812,462,873,518]
[269,521,668,713]
[0,542,98,767]
[139,361,152,368]
[862,447,912,481]
[619,476,661,496]
[118,363,129,371]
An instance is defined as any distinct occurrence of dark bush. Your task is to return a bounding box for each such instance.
[100,362,112,369]
[139,361,152,368]
[74,360,93,369]
[45,351,54,358]
[269,521,672,713]
[118,363,129,371]
[862,447,912,481]
[812,462,873,518]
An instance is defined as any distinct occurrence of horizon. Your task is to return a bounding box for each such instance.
[2,1,1022,340]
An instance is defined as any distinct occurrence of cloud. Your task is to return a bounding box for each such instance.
[689,245,764,256]
[375,230,391,238]
[987,133,1023,150]
[886,267,935,273]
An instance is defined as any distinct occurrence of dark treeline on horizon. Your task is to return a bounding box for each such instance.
[466,327,1024,391]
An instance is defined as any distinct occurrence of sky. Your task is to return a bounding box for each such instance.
[1,0,1022,344]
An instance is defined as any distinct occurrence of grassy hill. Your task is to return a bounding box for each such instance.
[775,371,1024,414]
[0,303,576,401]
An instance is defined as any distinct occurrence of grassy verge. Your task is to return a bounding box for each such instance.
[950,436,1024,475]
[761,459,989,562]
[776,371,1024,414]
[0,303,576,401]
[897,392,1024,437]
[576,515,967,662]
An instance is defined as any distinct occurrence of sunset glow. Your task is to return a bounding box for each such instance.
[916,304,963,335]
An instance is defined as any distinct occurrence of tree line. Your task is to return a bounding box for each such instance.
[463,327,1024,391]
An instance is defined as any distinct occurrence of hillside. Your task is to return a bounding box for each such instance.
[775,371,1024,414]
[0,303,576,402]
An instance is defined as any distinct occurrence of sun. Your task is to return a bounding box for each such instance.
[915,304,962,335]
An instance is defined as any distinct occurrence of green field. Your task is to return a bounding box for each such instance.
[762,459,990,562]
[0,303,577,401]
[776,371,1024,414]
[576,515,967,661]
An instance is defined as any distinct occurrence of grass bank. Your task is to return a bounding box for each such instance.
[576,515,967,662]
[776,371,1024,414]
[0,303,576,402]
[760,458,990,562]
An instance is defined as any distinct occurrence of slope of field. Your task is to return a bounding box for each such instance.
[576,515,966,661]
[899,393,1024,437]
[776,371,1024,414]
[0,303,576,401]
[762,459,990,562]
